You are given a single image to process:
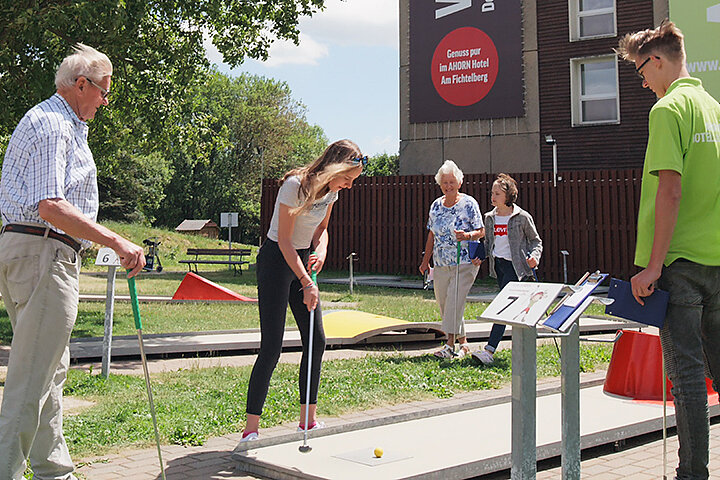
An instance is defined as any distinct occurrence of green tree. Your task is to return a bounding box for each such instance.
[0,134,9,163]
[0,0,326,133]
[364,152,400,176]
[155,71,327,242]
[0,0,327,221]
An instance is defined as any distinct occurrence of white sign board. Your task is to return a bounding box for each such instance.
[95,247,121,267]
[481,282,564,328]
[220,212,239,228]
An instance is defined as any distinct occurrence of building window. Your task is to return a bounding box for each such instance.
[569,0,616,41]
[570,56,619,125]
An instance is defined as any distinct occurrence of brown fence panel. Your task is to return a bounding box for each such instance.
[260,169,643,282]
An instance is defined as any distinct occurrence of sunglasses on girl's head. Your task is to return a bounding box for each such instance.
[350,155,368,166]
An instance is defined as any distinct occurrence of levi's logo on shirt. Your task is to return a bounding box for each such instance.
[494,224,508,237]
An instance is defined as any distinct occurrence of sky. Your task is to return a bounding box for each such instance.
[204,0,400,157]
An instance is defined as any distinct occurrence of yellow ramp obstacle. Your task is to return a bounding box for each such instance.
[322,310,444,345]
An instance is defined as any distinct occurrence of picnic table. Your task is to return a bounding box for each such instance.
[179,248,251,275]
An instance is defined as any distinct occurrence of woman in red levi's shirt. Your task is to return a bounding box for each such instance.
[472,173,542,365]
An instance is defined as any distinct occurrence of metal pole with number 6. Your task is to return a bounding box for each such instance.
[95,247,121,379]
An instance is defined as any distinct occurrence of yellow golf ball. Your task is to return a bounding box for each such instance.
[374,447,384,458]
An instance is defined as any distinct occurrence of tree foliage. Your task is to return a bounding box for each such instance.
[155,71,327,242]
[0,0,328,237]
[364,153,400,176]
[1,0,325,135]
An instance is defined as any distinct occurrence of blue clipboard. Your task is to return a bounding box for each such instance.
[543,272,608,332]
[605,278,668,328]
[468,240,486,260]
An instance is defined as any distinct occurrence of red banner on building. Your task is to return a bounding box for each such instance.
[410,0,524,123]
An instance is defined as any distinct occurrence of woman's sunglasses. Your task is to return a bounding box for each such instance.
[350,155,368,166]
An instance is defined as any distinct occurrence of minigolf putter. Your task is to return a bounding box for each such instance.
[299,262,319,453]
[127,272,167,480]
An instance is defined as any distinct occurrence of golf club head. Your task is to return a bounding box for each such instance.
[299,444,312,453]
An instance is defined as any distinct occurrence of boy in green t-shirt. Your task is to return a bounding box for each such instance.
[617,20,720,480]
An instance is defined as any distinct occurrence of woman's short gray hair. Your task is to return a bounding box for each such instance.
[434,160,464,185]
[55,43,113,90]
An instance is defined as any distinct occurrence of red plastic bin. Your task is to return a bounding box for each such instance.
[604,329,672,401]
[604,329,715,401]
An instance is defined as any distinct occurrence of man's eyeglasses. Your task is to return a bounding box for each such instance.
[635,56,658,80]
[350,155,368,166]
[81,77,110,99]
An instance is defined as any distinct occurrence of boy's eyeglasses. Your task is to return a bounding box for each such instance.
[635,56,658,80]
[350,155,368,166]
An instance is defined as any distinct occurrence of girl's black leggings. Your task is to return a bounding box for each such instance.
[246,239,326,416]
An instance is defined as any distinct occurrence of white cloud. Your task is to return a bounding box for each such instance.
[204,31,328,68]
[254,0,399,67]
[259,33,329,67]
[203,35,224,66]
[204,1,398,68]
[369,135,400,156]
[301,0,399,48]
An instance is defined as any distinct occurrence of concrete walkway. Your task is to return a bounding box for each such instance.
[73,421,720,479]
[72,365,720,480]
[75,424,720,479]
[0,274,707,479]
[2,335,717,479]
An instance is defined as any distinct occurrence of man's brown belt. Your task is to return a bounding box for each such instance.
[1,224,82,253]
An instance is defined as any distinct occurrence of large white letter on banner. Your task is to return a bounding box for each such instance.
[708,3,720,23]
[435,0,472,19]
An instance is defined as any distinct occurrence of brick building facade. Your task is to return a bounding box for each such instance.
[399,0,670,175]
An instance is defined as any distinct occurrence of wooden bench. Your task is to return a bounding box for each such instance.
[179,248,252,275]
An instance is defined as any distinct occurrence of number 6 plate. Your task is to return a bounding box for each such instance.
[95,247,121,266]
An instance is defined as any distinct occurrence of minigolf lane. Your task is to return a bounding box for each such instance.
[322,310,444,342]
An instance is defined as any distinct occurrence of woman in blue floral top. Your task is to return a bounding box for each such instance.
[419,160,485,358]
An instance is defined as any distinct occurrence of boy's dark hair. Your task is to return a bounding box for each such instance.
[616,19,685,63]
[495,173,518,207]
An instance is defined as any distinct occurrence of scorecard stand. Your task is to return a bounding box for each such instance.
[480,273,608,479]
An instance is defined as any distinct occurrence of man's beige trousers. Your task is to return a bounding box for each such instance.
[0,231,79,480]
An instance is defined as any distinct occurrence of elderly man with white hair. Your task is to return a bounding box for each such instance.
[0,44,145,480]
[419,160,485,358]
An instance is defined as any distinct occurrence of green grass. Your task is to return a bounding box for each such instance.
[78,270,259,297]
[0,221,619,467]
[62,343,613,457]
[0,270,263,341]
[80,221,259,272]
[0,265,611,343]
[73,302,261,337]
[0,287,479,342]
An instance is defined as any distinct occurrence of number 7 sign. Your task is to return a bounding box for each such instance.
[481,282,563,327]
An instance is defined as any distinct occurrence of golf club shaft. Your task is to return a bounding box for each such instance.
[455,241,461,335]
[127,274,167,480]
[302,264,319,447]
[137,329,166,480]
[303,308,314,447]
[662,352,668,479]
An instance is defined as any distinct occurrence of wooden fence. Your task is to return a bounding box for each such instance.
[261,169,644,282]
